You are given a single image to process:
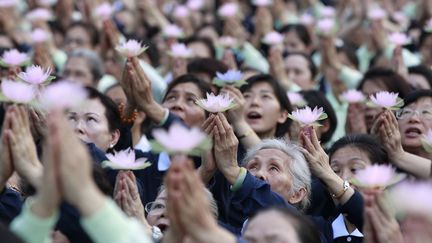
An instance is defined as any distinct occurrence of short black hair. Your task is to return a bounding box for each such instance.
[336,44,359,69]
[163,74,213,102]
[283,51,318,80]
[300,90,337,144]
[403,89,432,108]
[408,65,432,89]
[358,67,413,99]
[184,36,216,58]
[241,74,293,137]
[328,134,389,164]
[279,24,312,47]
[187,58,229,79]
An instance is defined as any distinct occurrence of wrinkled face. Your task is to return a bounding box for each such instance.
[63,57,95,87]
[146,189,169,232]
[397,97,432,151]
[408,74,431,90]
[246,149,294,200]
[162,82,206,127]
[330,146,372,181]
[284,55,314,90]
[243,82,287,138]
[243,210,301,243]
[283,30,308,54]
[63,26,92,53]
[105,85,127,106]
[67,98,116,151]
[361,80,388,131]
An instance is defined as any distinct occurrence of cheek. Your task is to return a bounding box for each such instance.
[146,214,158,226]
[184,106,205,125]
[268,173,292,191]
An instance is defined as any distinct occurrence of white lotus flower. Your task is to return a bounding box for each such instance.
[262,31,284,45]
[115,39,148,58]
[287,92,307,107]
[340,90,366,103]
[168,43,194,58]
[388,32,411,46]
[288,106,328,126]
[31,28,50,43]
[195,93,237,113]
[368,91,404,110]
[218,3,238,18]
[162,24,184,38]
[26,8,53,22]
[94,2,114,21]
[102,148,151,170]
[0,49,29,67]
[213,70,246,87]
[351,164,405,189]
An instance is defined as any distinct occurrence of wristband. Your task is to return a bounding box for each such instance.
[157,108,170,126]
[230,167,247,192]
[237,130,253,140]
[331,180,350,199]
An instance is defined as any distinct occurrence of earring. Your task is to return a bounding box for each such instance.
[109,143,114,149]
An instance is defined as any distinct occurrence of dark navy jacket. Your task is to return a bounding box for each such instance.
[0,188,23,225]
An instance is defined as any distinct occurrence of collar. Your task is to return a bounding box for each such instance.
[157,152,171,171]
[332,214,363,239]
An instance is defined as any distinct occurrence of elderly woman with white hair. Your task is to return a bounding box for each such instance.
[201,113,364,241]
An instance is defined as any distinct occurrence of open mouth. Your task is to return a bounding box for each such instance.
[247,111,262,120]
[405,127,422,138]
[156,223,169,232]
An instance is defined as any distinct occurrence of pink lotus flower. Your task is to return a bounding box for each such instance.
[368,91,404,110]
[340,90,366,103]
[168,43,194,58]
[213,70,246,87]
[421,129,432,153]
[102,148,151,170]
[351,164,405,189]
[218,36,239,48]
[0,0,17,8]
[288,106,328,126]
[425,18,432,32]
[299,13,314,25]
[316,18,336,36]
[115,39,148,58]
[162,24,184,38]
[252,0,272,7]
[186,0,204,10]
[195,93,237,113]
[390,181,432,218]
[174,5,190,18]
[320,6,335,18]
[26,8,53,22]
[31,28,50,43]
[218,3,238,18]
[94,2,114,21]
[1,79,36,103]
[262,31,284,45]
[287,92,307,107]
[0,49,29,67]
[393,11,407,24]
[18,65,54,85]
[39,81,87,111]
[388,32,410,46]
[151,123,210,155]
[368,7,387,20]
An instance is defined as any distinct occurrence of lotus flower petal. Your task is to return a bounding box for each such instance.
[425,18,432,32]
[320,6,335,18]
[174,5,189,18]
[368,7,387,20]
[299,13,314,25]
[168,43,194,58]
[351,164,405,189]
[94,2,114,21]
[1,79,36,103]
[195,93,237,113]
[18,65,53,85]
[287,92,307,107]
[39,80,87,111]
[388,32,410,46]
[0,49,29,67]
[0,0,17,8]
[390,181,432,219]
[368,91,404,110]
[102,148,151,170]
[340,90,366,103]
[115,39,148,58]
[218,3,238,18]
[213,70,246,87]
[262,31,284,45]
[288,106,328,126]
[316,18,337,36]
[252,0,272,7]
[186,0,204,10]
[392,11,407,24]
[162,24,184,38]
[218,36,239,48]
[421,129,432,153]
[31,28,50,43]
[151,123,210,155]
[26,8,53,22]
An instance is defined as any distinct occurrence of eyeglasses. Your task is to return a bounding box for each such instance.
[396,108,432,120]
[144,201,166,214]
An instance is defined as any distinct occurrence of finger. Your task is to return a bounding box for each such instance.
[201,114,215,131]
[124,176,139,201]
[214,114,226,139]
[310,126,321,150]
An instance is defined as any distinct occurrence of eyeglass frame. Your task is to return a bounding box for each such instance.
[395,107,432,120]
[144,201,166,214]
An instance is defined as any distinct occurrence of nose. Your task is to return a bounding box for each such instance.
[73,120,86,135]
[248,94,260,107]
[168,100,185,112]
[340,169,352,181]
[253,169,267,181]
[408,111,421,123]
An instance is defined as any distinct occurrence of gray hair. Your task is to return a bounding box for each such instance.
[67,48,105,82]
[241,139,312,211]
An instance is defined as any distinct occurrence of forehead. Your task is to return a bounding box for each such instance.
[406,97,432,109]
[246,81,275,93]
[247,210,300,242]
[67,26,90,38]
[284,55,309,68]
[65,57,90,70]
[168,82,202,97]
[69,98,106,115]
[361,80,387,95]
[331,146,371,164]
[251,148,291,163]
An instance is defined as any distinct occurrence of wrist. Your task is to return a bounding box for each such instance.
[74,185,106,217]
[31,195,58,218]
[222,165,241,185]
